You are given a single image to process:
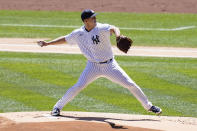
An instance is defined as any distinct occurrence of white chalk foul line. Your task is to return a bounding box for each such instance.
[121,26,196,31]
[0,24,196,31]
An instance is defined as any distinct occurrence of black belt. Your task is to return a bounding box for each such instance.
[99,58,113,64]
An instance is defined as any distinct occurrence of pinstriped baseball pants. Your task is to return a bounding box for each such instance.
[54,59,152,110]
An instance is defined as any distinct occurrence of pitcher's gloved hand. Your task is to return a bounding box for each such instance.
[116,35,133,53]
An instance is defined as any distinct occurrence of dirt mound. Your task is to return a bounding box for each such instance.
[0,120,158,131]
[0,111,197,131]
[0,116,15,128]
[0,0,197,13]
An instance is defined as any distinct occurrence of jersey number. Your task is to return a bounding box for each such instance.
[92,35,100,44]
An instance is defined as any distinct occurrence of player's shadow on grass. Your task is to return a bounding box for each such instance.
[58,115,159,129]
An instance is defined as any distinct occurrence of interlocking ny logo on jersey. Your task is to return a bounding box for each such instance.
[92,35,100,44]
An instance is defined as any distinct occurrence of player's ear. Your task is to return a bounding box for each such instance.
[84,19,88,23]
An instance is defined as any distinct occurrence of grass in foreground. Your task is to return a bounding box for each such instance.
[0,51,196,117]
[0,10,197,47]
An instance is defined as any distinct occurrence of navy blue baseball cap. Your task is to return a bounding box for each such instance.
[81,9,97,21]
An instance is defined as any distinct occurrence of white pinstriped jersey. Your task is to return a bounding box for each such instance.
[65,23,114,63]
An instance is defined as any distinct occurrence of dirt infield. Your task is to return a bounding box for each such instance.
[0,38,197,58]
[0,0,197,13]
[0,112,197,131]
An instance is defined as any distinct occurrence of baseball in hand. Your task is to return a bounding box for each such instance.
[37,41,47,47]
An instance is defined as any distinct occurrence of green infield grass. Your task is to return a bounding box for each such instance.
[0,51,196,117]
[0,10,197,47]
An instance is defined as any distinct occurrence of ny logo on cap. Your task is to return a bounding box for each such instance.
[92,35,100,44]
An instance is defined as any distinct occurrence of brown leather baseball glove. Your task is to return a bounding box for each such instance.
[116,35,133,53]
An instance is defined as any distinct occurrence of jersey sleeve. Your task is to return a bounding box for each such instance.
[99,23,112,32]
[65,30,78,45]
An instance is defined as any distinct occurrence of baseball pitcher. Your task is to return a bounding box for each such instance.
[38,9,162,116]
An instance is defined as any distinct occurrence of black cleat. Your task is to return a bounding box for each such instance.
[51,108,60,116]
[148,106,162,115]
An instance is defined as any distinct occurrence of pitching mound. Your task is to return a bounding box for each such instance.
[0,112,197,131]
[0,118,158,131]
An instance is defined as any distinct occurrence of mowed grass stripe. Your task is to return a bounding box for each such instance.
[0,81,56,110]
[0,63,133,113]
[0,80,85,112]
[127,69,196,103]
[121,58,197,90]
[126,70,196,116]
[141,88,195,117]
[0,65,69,98]
[67,93,134,114]
[0,52,196,117]
[106,69,193,116]
[140,67,197,90]
[0,65,87,112]
[91,78,196,117]
[0,60,148,114]
[0,26,74,38]
[0,95,36,112]
[3,62,75,87]
[125,59,197,88]
[0,52,142,113]
[0,63,140,114]
[116,57,197,116]
[83,81,148,114]
[117,57,197,101]
[175,68,197,80]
